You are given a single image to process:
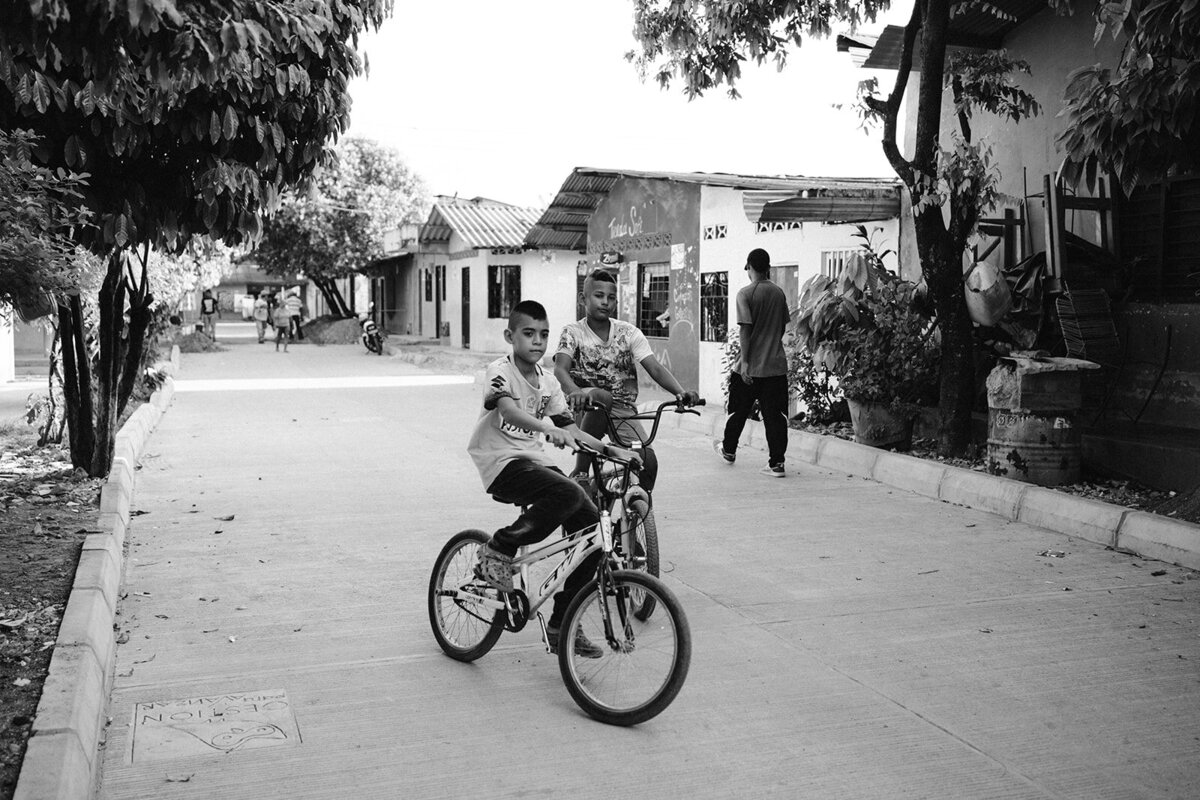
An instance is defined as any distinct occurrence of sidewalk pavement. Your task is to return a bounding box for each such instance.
[18,340,1200,799]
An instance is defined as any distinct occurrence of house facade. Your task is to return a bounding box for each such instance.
[372,197,581,353]
[854,0,1200,487]
[525,168,902,403]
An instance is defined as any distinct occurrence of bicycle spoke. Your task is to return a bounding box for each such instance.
[560,572,687,724]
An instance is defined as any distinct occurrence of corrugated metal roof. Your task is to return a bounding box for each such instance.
[524,168,901,250]
[862,0,1049,70]
[419,197,542,249]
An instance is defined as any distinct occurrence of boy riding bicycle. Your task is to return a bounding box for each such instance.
[554,269,699,490]
[467,300,640,657]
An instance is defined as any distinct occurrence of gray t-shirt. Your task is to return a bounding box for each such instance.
[467,356,570,490]
[736,279,789,378]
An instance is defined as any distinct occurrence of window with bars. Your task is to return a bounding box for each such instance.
[437,265,446,301]
[488,264,521,318]
[820,249,858,280]
[424,270,432,301]
[637,263,670,338]
[700,272,728,343]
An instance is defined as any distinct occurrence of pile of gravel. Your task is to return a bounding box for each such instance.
[302,316,363,344]
[175,332,223,353]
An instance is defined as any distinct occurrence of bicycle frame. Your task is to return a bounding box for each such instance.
[450,448,644,643]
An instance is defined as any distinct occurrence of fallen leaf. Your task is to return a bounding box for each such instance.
[13,677,31,687]
[214,514,235,521]
[165,773,194,783]
[116,631,130,644]
[228,636,237,643]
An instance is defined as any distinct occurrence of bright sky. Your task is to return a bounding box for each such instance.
[346,1,912,209]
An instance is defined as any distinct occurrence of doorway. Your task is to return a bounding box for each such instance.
[461,267,470,349]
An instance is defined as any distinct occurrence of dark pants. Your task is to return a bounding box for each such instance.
[722,373,789,467]
[290,314,304,340]
[487,459,601,628]
[574,391,659,491]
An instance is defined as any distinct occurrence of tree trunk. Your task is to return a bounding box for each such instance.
[314,277,352,317]
[38,323,65,446]
[117,262,154,418]
[57,295,95,471]
[91,250,127,476]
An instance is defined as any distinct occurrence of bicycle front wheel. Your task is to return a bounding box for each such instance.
[558,570,690,726]
[428,529,504,661]
[625,499,659,621]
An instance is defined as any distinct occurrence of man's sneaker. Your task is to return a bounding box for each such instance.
[473,544,515,592]
[713,440,735,464]
[760,463,785,478]
[546,626,604,659]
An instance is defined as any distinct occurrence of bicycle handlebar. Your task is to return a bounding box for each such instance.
[581,397,706,449]
[573,440,643,470]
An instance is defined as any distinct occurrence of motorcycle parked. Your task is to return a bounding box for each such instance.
[360,307,383,355]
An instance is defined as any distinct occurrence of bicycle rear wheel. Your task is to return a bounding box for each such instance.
[624,499,659,621]
[558,570,690,726]
[428,529,504,661]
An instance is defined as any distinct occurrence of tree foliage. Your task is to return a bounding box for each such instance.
[0,128,90,311]
[1058,0,1200,194]
[1,0,390,475]
[256,136,427,315]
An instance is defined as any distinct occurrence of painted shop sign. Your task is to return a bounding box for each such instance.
[607,205,645,239]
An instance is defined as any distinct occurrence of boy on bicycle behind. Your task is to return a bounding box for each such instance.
[554,269,699,491]
[468,299,640,657]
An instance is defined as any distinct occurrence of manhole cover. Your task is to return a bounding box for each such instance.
[129,689,301,763]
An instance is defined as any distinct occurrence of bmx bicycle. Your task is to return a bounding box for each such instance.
[427,444,691,726]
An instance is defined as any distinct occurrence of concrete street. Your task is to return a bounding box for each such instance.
[95,332,1200,799]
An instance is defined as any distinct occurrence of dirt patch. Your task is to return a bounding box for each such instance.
[0,425,102,800]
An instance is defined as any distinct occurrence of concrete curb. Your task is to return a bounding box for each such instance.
[672,405,1200,571]
[15,346,179,800]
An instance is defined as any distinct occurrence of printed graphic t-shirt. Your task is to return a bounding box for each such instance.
[555,318,653,409]
[467,356,570,490]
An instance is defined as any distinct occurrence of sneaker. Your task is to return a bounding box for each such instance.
[760,463,785,478]
[713,440,735,464]
[546,626,604,659]
[473,544,515,592]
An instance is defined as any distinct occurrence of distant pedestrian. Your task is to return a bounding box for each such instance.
[715,248,790,477]
[200,289,220,341]
[285,289,304,341]
[252,293,270,343]
[272,301,292,352]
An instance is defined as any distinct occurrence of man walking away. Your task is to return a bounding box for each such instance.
[285,288,304,340]
[715,248,790,477]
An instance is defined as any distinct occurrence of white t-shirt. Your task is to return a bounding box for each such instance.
[467,356,570,490]
[555,318,653,409]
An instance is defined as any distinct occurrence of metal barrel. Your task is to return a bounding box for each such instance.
[986,409,1081,486]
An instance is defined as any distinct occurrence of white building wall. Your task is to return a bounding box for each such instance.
[697,185,900,404]
[452,244,577,355]
[0,311,14,383]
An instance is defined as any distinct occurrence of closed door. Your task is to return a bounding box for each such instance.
[461,267,470,349]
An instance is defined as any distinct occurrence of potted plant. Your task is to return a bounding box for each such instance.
[794,227,939,449]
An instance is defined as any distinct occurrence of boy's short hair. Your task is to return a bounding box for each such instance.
[588,269,617,286]
[747,248,771,273]
[508,299,547,329]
